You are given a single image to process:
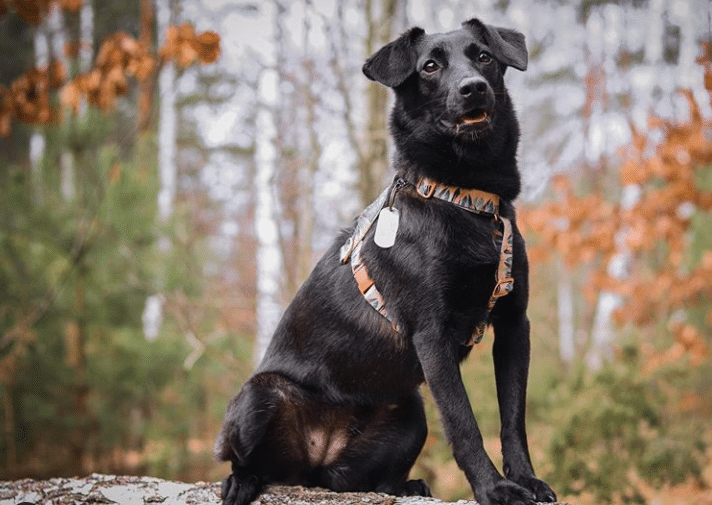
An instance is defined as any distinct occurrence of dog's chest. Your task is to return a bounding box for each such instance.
[411,201,502,265]
[390,206,503,306]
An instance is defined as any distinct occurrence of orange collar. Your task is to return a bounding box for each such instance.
[415,177,501,218]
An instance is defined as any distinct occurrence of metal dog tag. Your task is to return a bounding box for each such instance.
[374,207,400,248]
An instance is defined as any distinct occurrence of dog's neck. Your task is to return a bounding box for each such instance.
[389,93,522,201]
[393,149,521,202]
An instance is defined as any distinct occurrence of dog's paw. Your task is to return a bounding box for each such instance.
[512,475,557,503]
[376,479,431,497]
[477,478,537,505]
[401,479,431,497]
[221,471,261,505]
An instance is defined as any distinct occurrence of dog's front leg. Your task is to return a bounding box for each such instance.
[414,329,536,505]
[492,313,557,502]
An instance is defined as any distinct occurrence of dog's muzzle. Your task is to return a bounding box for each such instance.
[443,77,495,134]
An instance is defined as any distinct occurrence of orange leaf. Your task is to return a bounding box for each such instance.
[60,0,82,12]
[0,112,11,137]
[196,31,220,63]
[59,81,80,113]
[14,0,49,24]
[49,60,66,88]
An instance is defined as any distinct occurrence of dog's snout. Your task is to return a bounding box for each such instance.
[458,78,489,98]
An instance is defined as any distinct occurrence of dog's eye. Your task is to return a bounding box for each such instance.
[423,60,440,73]
[478,51,492,64]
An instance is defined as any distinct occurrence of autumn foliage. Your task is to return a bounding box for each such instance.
[521,43,712,371]
[61,32,155,113]
[0,63,65,134]
[160,22,221,67]
[0,0,220,134]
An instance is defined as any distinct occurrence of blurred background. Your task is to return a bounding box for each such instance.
[1,1,711,504]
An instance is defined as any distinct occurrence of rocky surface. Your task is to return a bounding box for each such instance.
[0,473,569,505]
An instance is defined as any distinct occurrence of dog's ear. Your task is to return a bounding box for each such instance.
[463,19,527,71]
[363,27,425,87]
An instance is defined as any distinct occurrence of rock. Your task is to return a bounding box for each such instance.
[0,474,569,505]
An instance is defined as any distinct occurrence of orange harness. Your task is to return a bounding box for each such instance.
[339,177,514,346]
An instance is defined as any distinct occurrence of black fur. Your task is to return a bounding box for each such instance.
[215,18,557,505]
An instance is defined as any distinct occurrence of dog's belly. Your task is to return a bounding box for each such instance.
[249,384,416,483]
[306,426,349,466]
[278,401,357,470]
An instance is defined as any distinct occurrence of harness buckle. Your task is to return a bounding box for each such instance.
[416,178,437,199]
[492,277,515,298]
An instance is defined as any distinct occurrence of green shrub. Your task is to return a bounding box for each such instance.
[546,348,706,504]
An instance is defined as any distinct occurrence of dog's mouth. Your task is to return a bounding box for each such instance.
[459,110,489,126]
[456,109,491,133]
[441,108,492,137]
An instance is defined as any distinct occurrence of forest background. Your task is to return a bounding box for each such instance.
[1,1,711,504]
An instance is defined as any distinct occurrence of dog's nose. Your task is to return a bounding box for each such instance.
[458,78,488,98]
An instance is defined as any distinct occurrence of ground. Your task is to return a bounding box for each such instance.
[0,473,571,505]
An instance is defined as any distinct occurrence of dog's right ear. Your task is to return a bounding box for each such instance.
[463,19,527,71]
[362,27,425,88]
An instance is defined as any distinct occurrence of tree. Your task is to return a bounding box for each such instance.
[520,45,712,502]
[522,49,712,368]
[0,0,221,478]
[155,0,177,220]
[359,0,406,204]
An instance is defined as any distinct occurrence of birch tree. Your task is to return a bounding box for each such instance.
[252,1,283,366]
[156,0,178,220]
[47,1,75,203]
[585,4,634,370]
[360,0,405,204]
[29,10,49,203]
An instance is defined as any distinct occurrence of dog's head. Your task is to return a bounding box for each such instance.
[363,19,527,142]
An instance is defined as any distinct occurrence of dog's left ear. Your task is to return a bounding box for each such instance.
[463,19,527,71]
[363,27,425,88]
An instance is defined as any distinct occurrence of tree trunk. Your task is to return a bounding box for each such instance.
[587,184,641,370]
[252,2,284,367]
[2,388,15,475]
[47,2,76,203]
[644,0,665,64]
[583,4,629,370]
[79,0,94,73]
[138,0,154,133]
[296,0,319,287]
[30,15,49,203]
[360,0,403,205]
[156,0,177,220]
[557,259,575,364]
[67,267,89,473]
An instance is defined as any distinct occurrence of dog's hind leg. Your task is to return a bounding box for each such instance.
[216,375,430,501]
[220,466,261,505]
[214,374,283,505]
[215,372,314,504]
[318,392,431,497]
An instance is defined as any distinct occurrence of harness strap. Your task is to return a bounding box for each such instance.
[340,182,401,330]
[472,214,514,344]
[340,177,514,345]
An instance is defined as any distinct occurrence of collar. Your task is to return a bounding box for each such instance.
[415,176,501,219]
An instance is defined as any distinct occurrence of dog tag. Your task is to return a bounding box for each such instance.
[374,207,400,248]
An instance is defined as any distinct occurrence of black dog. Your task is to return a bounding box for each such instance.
[215,18,557,505]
